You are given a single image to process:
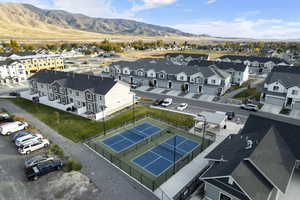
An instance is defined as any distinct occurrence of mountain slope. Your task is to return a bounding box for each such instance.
[0,2,194,40]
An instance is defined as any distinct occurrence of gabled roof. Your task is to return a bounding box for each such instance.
[188,60,248,72]
[0,59,21,66]
[0,52,37,57]
[265,66,300,88]
[165,53,208,59]
[202,114,300,200]
[218,55,288,64]
[111,58,230,79]
[29,70,117,95]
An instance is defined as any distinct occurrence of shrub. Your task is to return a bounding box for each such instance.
[48,143,65,157]
[62,159,82,172]
[12,115,26,122]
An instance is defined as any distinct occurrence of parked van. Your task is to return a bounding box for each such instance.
[15,133,43,147]
[0,121,29,136]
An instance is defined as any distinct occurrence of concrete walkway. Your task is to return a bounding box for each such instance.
[0,100,158,200]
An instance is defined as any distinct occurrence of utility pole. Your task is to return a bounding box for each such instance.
[102,106,107,135]
[173,135,177,174]
[132,94,135,125]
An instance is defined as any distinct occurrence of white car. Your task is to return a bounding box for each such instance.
[18,138,50,155]
[15,133,43,147]
[161,98,173,107]
[240,104,259,111]
[177,103,188,111]
[0,121,29,135]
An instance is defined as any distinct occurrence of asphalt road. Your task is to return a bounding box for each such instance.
[135,90,300,125]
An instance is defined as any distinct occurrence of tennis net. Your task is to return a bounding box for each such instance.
[125,127,148,139]
[156,142,185,157]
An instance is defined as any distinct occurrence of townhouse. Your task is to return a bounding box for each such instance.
[261,65,300,110]
[0,59,27,84]
[104,58,232,96]
[0,52,64,75]
[25,70,134,120]
[165,53,209,65]
[216,55,288,74]
[201,114,300,200]
[188,60,249,86]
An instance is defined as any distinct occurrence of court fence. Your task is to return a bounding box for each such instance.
[86,137,202,191]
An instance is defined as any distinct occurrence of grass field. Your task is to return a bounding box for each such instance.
[10,98,194,142]
[233,88,259,99]
[86,117,207,190]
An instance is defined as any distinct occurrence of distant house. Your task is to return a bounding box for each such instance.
[165,53,209,65]
[201,114,300,200]
[261,65,300,110]
[23,70,134,120]
[216,55,288,74]
[104,58,231,96]
[188,60,249,86]
[0,59,27,84]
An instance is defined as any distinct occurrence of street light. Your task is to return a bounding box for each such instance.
[101,105,107,136]
[197,114,207,151]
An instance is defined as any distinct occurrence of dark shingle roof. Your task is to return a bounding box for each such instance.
[0,52,37,57]
[0,59,21,65]
[218,55,288,64]
[202,114,300,200]
[265,65,300,88]
[165,53,208,59]
[111,58,230,79]
[29,70,117,95]
[188,60,248,72]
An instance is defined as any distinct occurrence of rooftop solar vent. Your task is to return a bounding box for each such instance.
[245,140,253,150]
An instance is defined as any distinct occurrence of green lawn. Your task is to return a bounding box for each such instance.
[10,98,194,142]
[233,88,258,99]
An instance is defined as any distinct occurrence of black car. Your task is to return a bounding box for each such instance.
[153,99,164,106]
[225,112,235,120]
[9,92,20,97]
[25,159,63,181]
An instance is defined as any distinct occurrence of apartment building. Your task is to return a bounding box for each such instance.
[0,59,27,84]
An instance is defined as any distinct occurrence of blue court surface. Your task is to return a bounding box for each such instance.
[132,135,200,176]
[101,123,161,152]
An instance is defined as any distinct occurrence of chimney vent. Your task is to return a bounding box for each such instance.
[245,140,253,150]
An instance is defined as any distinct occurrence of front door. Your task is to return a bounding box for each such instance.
[198,86,202,93]
[168,81,172,89]
[153,80,157,87]
[287,98,293,106]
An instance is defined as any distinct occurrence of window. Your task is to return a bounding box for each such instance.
[77,101,81,106]
[76,91,79,96]
[292,90,298,95]
[160,73,164,78]
[179,76,184,81]
[82,102,86,107]
[69,89,72,94]
[70,98,73,103]
[273,86,279,91]
[211,79,216,84]
[99,96,102,100]
[220,193,231,200]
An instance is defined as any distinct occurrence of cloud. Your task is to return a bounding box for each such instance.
[173,18,300,39]
[131,0,177,12]
[205,0,216,4]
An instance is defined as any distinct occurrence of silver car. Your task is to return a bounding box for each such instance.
[24,154,58,168]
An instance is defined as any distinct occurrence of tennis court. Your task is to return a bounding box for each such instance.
[132,135,200,176]
[101,122,161,152]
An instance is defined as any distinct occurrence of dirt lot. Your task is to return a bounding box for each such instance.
[0,134,100,200]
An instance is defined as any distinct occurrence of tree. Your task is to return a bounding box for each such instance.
[23,44,35,51]
[10,40,20,52]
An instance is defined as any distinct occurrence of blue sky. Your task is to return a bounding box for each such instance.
[2,0,300,39]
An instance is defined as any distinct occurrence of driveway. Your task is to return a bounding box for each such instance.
[290,109,300,119]
[260,104,282,114]
[0,100,158,200]
[198,95,215,102]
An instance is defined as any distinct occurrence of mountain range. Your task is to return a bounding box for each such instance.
[0,2,201,41]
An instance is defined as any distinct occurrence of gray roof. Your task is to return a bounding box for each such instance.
[0,52,37,57]
[265,65,300,88]
[218,55,288,64]
[29,70,117,95]
[202,114,300,200]
[165,53,208,59]
[0,59,21,66]
[111,58,230,79]
[188,60,248,72]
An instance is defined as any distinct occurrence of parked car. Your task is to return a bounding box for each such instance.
[161,98,173,107]
[153,99,164,106]
[240,104,259,111]
[131,84,138,89]
[0,121,29,135]
[18,138,50,155]
[25,154,58,168]
[15,133,43,147]
[225,112,235,120]
[9,91,20,97]
[177,103,188,111]
[0,113,13,124]
[25,159,64,181]
[12,131,35,143]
